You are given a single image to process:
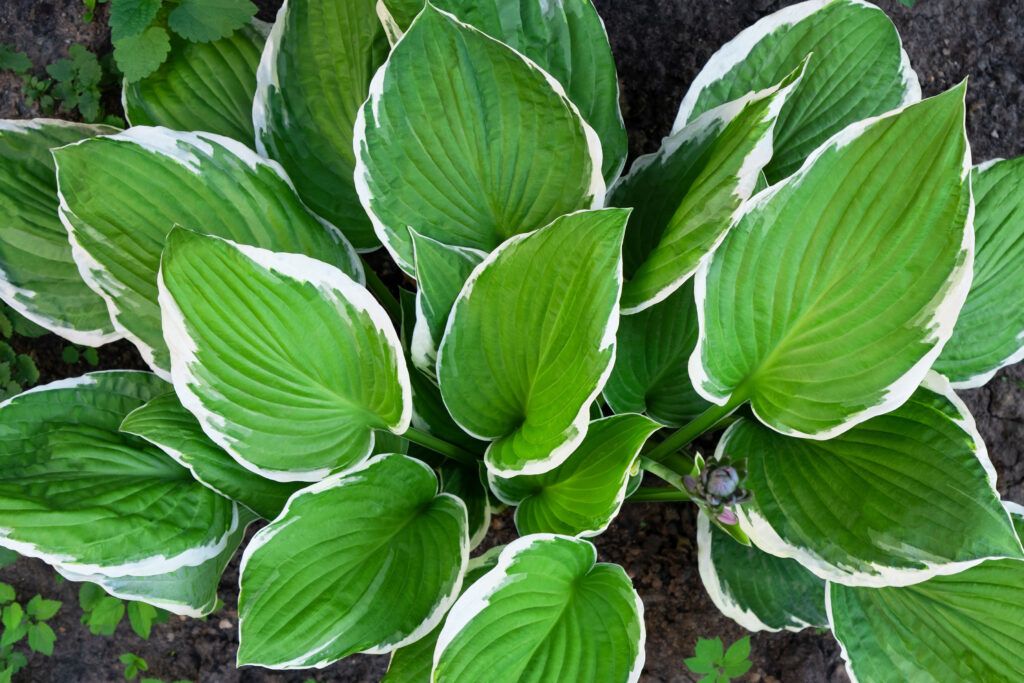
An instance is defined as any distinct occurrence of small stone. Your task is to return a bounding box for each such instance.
[218,619,233,630]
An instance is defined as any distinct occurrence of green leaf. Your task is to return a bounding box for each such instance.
[126,601,157,639]
[934,156,1024,386]
[168,0,257,43]
[124,22,267,143]
[60,508,253,617]
[109,0,162,41]
[603,280,709,426]
[238,454,468,668]
[697,512,826,632]
[0,584,13,604]
[727,375,1022,586]
[53,126,363,375]
[254,0,388,250]
[1,603,22,631]
[410,231,483,377]
[1009,502,1024,541]
[438,209,626,477]
[354,4,603,273]
[490,414,660,537]
[433,535,643,683]
[26,622,55,655]
[114,26,172,82]
[675,0,920,182]
[381,0,626,183]
[159,229,410,482]
[684,656,715,675]
[0,120,119,344]
[829,558,1024,682]
[692,84,971,438]
[724,636,751,666]
[439,463,491,549]
[695,637,724,663]
[25,595,61,621]
[62,346,80,364]
[78,582,106,612]
[611,65,804,311]
[0,372,239,577]
[382,547,502,683]
[0,45,31,74]
[121,392,300,519]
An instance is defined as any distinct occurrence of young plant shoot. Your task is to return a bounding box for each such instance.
[0,0,1022,681]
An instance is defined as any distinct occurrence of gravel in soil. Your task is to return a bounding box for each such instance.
[1,1,1022,681]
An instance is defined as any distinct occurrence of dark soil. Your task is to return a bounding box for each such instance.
[1,1,1023,681]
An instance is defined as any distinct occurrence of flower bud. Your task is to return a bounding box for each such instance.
[705,466,739,498]
[717,508,738,525]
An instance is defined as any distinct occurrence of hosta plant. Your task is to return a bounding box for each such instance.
[0,0,1022,680]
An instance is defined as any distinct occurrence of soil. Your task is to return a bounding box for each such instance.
[1,0,1023,681]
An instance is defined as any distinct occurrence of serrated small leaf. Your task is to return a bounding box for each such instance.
[168,0,256,43]
[695,637,724,663]
[109,0,163,41]
[0,584,13,604]
[127,601,157,639]
[684,657,715,675]
[88,596,126,635]
[114,26,172,82]
[26,622,55,655]
[25,596,61,621]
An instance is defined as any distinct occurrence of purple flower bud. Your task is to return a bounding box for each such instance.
[717,508,738,525]
[683,475,699,494]
[705,466,739,498]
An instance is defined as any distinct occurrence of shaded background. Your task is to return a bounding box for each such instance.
[1,0,1022,680]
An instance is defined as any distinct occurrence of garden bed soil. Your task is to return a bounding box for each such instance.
[1,1,1023,681]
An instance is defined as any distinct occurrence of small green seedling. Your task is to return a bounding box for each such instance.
[0,581,61,682]
[684,636,753,683]
[119,652,148,680]
[62,344,100,367]
[80,583,167,639]
[83,0,110,22]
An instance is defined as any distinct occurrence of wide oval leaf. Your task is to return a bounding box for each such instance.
[354,4,604,273]
[410,230,484,378]
[611,66,803,312]
[254,0,388,250]
[490,414,659,537]
[697,511,826,633]
[726,375,1022,586]
[159,229,410,482]
[674,0,920,182]
[828,559,1024,682]
[54,126,362,376]
[934,156,1024,387]
[0,371,239,577]
[0,120,118,345]
[691,85,972,438]
[604,280,709,426]
[438,209,626,477]
[380,0,626,183]
[433,534,644,683]
[124,21,268,142]
[238,454,468,669]
[120,392,300,519]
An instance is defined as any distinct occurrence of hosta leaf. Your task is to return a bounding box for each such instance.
[254,0,388,250]
[434,534,644,683]
[159,229,410,482]
[383,547,502,683]
[611,65,803,312]
[490,414,659,537]
[604,279,709,426]
[167,0,257,43]
[238,454,468,669]
[692,85,971,438]
[438,209,626,477]
[697,511,826,632]
[0,372,239,577]
[354,4,604,273]
[828,559,1024,682]
[440,463,491,549]
[410,231,484,377]
[124,22,268,143]
[674,0,920,182]
[57,508,254,616]
[380,0,626,183]
[120,392,300,519]
[54,126,362,376]
[1009,502,1024,541]
[727,375,1022,586]
[935,156,1024,387]
[0,120,118,345]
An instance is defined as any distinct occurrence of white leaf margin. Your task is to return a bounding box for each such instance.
[352,2,606,275]
[431,533,646,683]
[672,0,920,131]
[724,372,1023,588]
[237,453,470,670]
[158,230,410,483]
[689,85,975,441]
